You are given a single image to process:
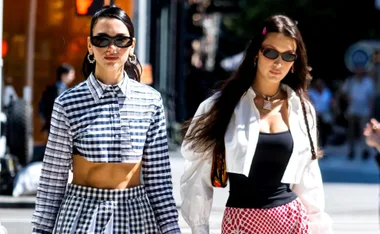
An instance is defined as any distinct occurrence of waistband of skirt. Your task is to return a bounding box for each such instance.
[225,197,305,210]
[66,183,146,201]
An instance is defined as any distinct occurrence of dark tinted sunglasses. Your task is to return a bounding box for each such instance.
[260,47,297,62]
[90,35,134,48]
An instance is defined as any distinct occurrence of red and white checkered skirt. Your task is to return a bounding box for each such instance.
[222,198,310,234]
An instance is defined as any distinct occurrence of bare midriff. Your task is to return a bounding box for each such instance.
[71,154,142,189]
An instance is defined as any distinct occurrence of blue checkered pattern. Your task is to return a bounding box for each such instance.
[52,184,159,234]
[32,73,180,233]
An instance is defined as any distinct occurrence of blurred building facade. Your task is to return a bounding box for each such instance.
[2,0,133,144]
[1,0,243,146]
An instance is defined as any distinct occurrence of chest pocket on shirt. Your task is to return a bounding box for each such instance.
[126,119,152,153]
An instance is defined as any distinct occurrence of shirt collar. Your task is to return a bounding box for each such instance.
[87,71,130,103]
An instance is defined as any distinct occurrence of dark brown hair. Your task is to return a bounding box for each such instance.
[82,5,142,81]
[56,63,74,81]
[182,15,321,160]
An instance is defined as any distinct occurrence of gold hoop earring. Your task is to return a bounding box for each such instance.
[129,54,137,64]
[87,54,95,64]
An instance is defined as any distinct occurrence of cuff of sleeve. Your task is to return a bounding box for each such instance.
[32,228,51,234]
[161,222,181,234]
[308,213,334,234]
[0,224,7,234]
[191,224,209,234]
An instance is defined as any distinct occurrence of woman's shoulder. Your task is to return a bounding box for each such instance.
[196,92,220,114]
[56,81,88,104]
[127,79,162,102]
[203,91,221,106]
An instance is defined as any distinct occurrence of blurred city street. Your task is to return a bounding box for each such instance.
[1,147,379,234]
[1,1,380,234]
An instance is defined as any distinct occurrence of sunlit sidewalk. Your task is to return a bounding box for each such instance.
[0,149,378,234]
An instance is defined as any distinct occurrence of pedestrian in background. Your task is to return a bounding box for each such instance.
[38,63,75,135]
[2,76,18,108]
[341,69,375,160]
[32,5,180,234]
[180,15,333,233]
[308,78,333,147]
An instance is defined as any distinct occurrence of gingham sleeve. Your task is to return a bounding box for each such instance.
[32,100,72,234]
[142,96,181,234]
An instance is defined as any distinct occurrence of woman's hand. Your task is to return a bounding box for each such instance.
[363,118,380,151]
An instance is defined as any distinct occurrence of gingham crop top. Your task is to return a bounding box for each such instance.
[32,73,180,234]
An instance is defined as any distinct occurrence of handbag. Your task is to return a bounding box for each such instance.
[211,143,228,188]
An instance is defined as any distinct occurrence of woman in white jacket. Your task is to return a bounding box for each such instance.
[180,15,333,234]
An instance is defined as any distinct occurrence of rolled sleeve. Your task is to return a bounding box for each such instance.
[180,97,215,234]
[180,154,213,234]
[32,100,72,233]
[142,96,180,234]
[292,159,334,234]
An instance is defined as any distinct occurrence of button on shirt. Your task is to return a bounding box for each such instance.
[32,73,180,233]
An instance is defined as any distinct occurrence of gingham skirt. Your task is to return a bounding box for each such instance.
[52,183,160,234]
[222,198,310,234]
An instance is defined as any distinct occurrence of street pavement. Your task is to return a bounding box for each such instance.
[319,143,380,184]
[1,146,379,234]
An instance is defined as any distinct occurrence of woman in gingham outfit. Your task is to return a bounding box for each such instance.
[32,5,180,234]
[180,15,334,233]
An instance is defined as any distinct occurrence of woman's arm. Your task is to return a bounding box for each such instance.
[292,103,333,234]
[141,96,181,234]
[292,159,334,233]
[364,118,380,152]
[180,98,215,234]
[32,100,72,233]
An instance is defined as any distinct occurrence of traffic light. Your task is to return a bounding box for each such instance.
[75,0,114,16]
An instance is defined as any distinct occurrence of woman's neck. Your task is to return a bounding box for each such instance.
[252,78,281,97]
[94,67,124,85]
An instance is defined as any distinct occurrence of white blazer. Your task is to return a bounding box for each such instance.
[180,84,334,234]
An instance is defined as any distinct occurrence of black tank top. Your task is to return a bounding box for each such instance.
[226,130,297,208]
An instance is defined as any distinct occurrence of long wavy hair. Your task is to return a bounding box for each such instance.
[183,15,321,160]
[82,5,142,81]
